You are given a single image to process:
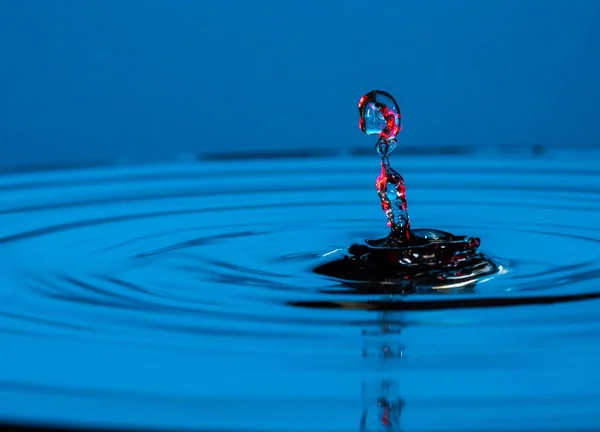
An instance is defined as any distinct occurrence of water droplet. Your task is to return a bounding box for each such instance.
[358,90,401,141]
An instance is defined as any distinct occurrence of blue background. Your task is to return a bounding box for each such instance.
[0,0,598,168]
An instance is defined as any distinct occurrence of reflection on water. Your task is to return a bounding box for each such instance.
[0,150,600,430]
[361,310,405,431]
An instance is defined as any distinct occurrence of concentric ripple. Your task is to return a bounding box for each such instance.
[1,153,600,431]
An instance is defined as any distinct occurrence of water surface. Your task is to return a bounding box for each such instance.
[0,151,599,431]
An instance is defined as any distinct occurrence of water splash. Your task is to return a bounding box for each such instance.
[359,90,409,240]
[313,90,504,291]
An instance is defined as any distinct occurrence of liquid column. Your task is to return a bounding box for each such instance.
[376,138,410,241]
[358,90,410,241]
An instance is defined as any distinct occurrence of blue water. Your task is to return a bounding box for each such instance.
[0,150,599,431]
